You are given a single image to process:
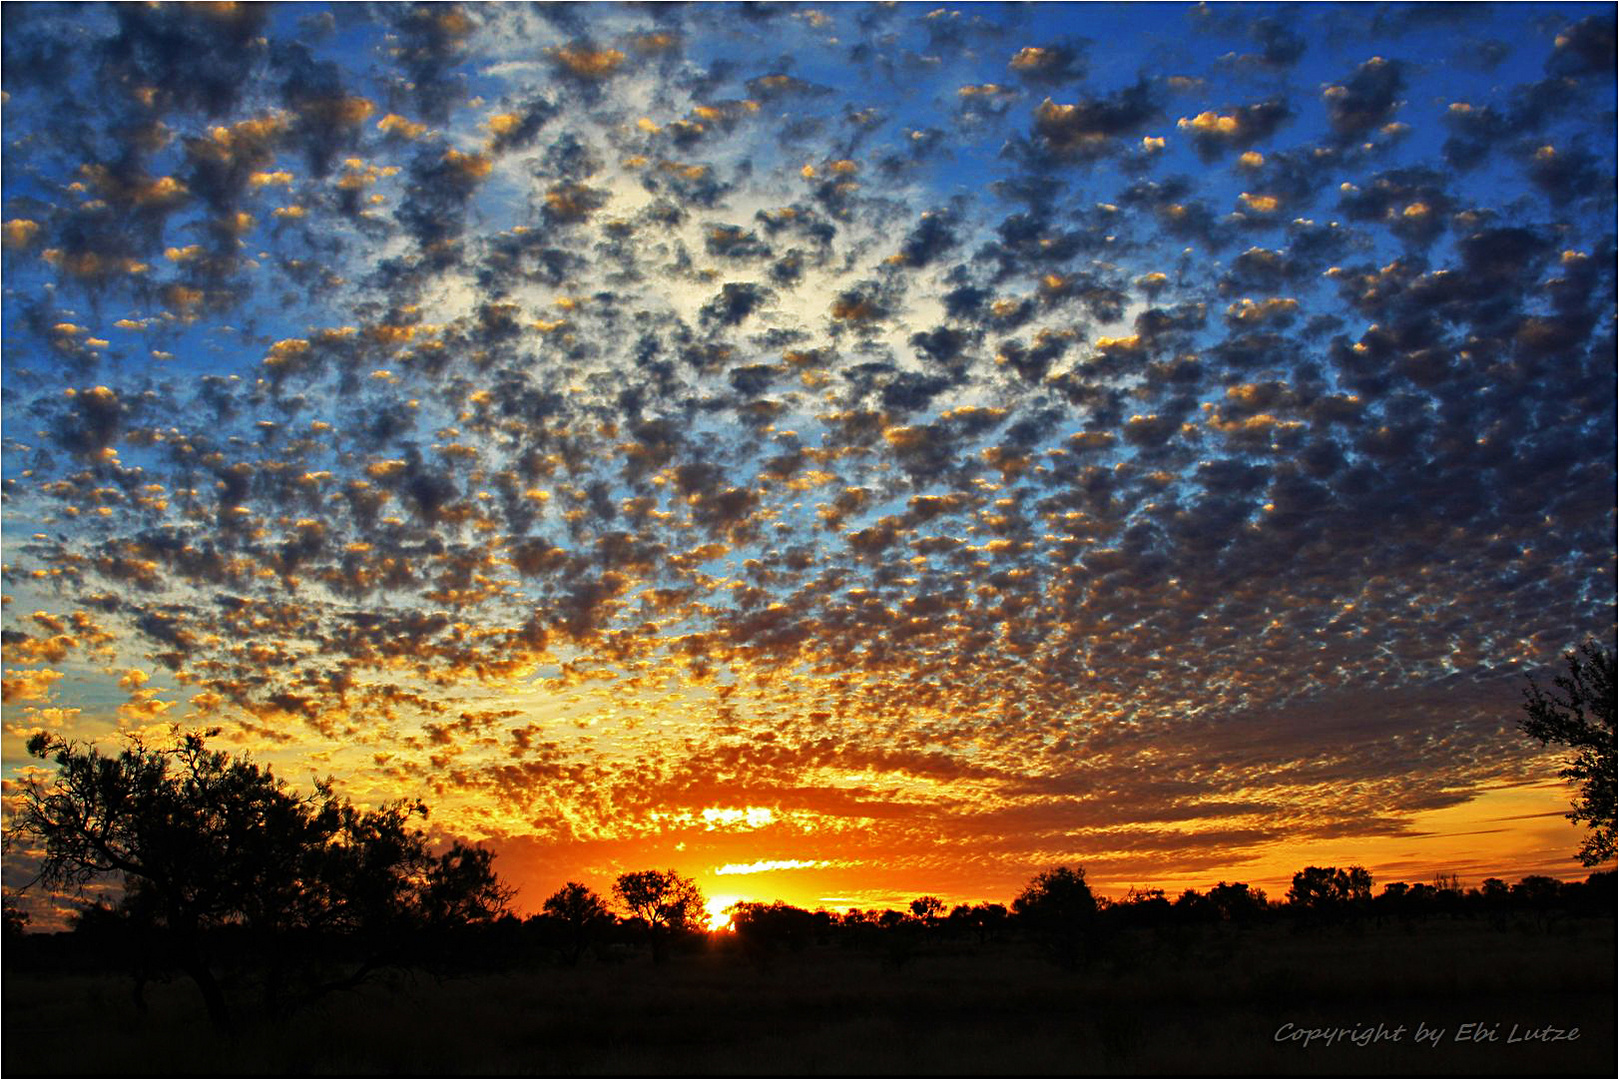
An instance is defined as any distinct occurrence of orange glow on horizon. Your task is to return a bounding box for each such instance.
[488,777,1607,924]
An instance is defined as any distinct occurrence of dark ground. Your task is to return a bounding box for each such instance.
[4,918,1615,1076]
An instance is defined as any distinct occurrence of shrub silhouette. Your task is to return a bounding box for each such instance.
[946,902,1008,944]
[539,882,613,966]
[1206,881,1266,923]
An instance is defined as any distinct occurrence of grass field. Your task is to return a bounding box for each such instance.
[5,919,1614,1076]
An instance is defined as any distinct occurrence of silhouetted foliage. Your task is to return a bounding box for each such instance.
[6,730,512,1029]
[1114,886,1174,929]
[1286,865,1372,915]
[539,882,612,966]
[1564,869,1618,918]
[728,901,821,969]
[1206,881,1267,923]
[2,891,28,940]
[908,894,945,921]
[834,907,886,952]
[909,894,945,940]
[946,902,1008,944]
[1520,639,1617,865]
[2,841,1613,1069]
[1174,887,1219,923]
[1511,875,1563,906]
[1012,865,1097,968]
[66,892,172,1011]
[612,868,705,963]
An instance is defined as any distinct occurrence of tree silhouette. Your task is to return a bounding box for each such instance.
[728,901,818,969]
[909,894,945,940]
[612,868,704,963]
[1287,866,1340,907]
[1519,639,1617,866]
[1117,885,1173,929]
[540,882,612,965]
[2,891,28,940]
[1206,881,1266,923]
[6,729,512,1029]
[1344,866,1373,902]
[908,895,945,920]
[1012,865,1096,968]
[1173,887,1217,924]
[1287,866,1372,919]
[946,902,1008,944]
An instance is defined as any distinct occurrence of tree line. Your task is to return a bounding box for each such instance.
[525,861,1615,971]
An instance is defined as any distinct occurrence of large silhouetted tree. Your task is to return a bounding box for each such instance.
[1520,639,1617,866]
[1012,865,1097,968]
[612,868,705,962]
[7,729,512,1029]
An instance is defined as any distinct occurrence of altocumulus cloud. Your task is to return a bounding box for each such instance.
[1,2,1614,902]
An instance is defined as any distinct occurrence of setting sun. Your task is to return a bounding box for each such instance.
[703,895,744,933]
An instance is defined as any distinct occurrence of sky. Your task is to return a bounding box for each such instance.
[1,2,1615,926]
